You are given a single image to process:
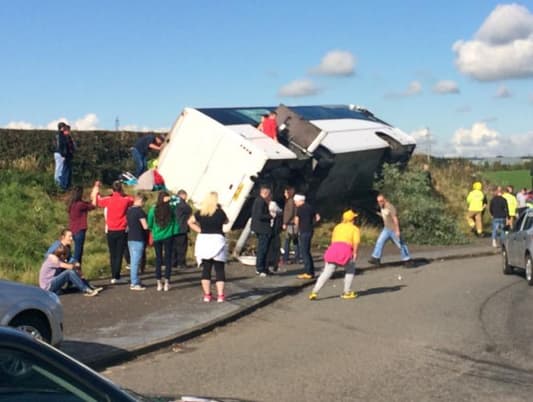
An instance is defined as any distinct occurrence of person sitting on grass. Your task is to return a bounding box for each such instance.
[39,244,99,297]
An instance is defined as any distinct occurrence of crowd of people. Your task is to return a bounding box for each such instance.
[466,182,533,247]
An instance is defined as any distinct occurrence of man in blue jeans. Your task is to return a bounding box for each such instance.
[131,134,164,177]
[294,194,320,279]
[368,193,413,267]
[489,186,509,248]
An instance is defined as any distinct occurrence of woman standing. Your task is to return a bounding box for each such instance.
[68,186,95,266]
[188,192,228,302]
[147,191,177,291]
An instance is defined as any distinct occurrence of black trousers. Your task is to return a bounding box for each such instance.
[201,259,225,282]
[107,230,127,279]
[172,233,188,267]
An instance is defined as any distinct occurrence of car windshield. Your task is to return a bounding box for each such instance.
[198,107,272,126]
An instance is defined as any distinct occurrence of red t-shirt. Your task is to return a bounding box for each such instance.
[96,192,134,231]
[68,201,95,234]
[262,118,278,140]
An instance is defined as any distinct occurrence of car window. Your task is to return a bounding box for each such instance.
[523,215,533,231]
[514,213,526,231]
[0,347,103,401]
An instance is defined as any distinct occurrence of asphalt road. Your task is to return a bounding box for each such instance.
[102,255,533,402]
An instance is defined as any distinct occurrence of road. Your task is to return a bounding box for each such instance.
[103,255,533,402]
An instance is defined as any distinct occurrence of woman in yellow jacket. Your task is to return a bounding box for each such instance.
[309,210,360,301]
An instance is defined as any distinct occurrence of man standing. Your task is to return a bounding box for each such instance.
[517,188,528,217]
[261,111,278,142]
[251,186,273,277]
[172,189,193,269]
[489,186,509,248]
[368,194,413,267]
[54,122,66,186]
[57,124,76,190]
[132,134,164,177]
[294,194,320,279]
[282,186,299,264]
[502,185,517,228]
[466,181,487,237]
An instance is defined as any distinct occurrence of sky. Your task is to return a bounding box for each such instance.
[1,0,532,157]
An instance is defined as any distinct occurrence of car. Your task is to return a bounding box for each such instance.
[0,280,63,346]
[0,327,234,402]
[0,326,139,401]
[502,208,533,284]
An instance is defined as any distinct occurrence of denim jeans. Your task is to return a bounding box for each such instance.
[72,230,86,265]
[154,237,174,280]
[54,153,64,185]
[132,148,147,178]
[49,270,89,294]
[491,218,506,241]
[283,232,300,262]
[255,233,271,273]
[59,158,72,190]
[128,240,145,286]
[372,228,411,261]
[299,231,314,276]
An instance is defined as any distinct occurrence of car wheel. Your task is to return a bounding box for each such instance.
[9,313,51,344]
[502,248,513,275]
[526,255,533,286]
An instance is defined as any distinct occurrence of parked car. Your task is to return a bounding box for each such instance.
[502,208,533,284]
[0,327,233,401]
[0,280,63,346]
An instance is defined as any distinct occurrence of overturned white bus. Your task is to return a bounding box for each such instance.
[157,104,416,231]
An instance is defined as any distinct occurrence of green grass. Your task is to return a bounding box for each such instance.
[482,169,531,190]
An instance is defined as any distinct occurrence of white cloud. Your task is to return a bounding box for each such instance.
[385,80,422,98]
[310,50,356,76]
[495,85,512,98]
[72,113,99,130]
[433,80,460,94]
[121,124,168,133]
[453,4,533,81]
[278,79,320,97]
[6,121,35,129]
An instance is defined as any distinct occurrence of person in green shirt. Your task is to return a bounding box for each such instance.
[147,191,179,291]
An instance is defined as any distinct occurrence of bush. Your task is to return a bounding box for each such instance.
[374,163,467,245]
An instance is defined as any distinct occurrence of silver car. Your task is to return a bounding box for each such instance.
[0,280,63,345]
[502,208,533,285]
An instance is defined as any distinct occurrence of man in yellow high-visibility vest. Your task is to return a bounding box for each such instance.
[466,182,487,236]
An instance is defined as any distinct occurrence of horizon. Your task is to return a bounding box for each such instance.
[1,1,532,157]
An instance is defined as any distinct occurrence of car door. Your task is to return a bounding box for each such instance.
[508,213,526,267]
[511,212,533,268]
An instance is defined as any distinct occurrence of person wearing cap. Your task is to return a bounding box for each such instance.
[294,194,320,279]
[368,193,413,267]
[309,210,360,300]
[251,186,273,277]
[466,181,487,236]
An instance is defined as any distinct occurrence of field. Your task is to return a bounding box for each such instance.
[482,169,531,190]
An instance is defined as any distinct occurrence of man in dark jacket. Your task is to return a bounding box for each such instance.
[172,189,193,268]
[282,186,299,264]
[251,186,273,277]
[489,186,509,248]
[132,134,164,177]
[57,124,76,190]
[54,122,66,186]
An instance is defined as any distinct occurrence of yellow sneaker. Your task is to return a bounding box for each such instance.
[297,273,314,279]
[308,292,318,300]
[340,291,357,300]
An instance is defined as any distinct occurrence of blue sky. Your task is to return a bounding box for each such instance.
[1,0,532,156]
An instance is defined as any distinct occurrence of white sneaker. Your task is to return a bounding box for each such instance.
[110,278,126,285]
[130,284,146,291]
[156,280,163,291]
[84,289,99,297]
[492,239,498,248]
[163,279,170,292]
[91,286,104,293]
[259,272,267,278]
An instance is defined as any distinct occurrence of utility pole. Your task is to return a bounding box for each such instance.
[115,116,120,131]
[425,127,431,165]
